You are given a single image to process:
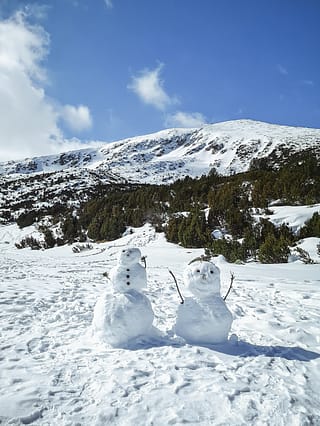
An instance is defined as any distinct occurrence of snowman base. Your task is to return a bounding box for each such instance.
[92,289,154,348]
[175,296,233,345]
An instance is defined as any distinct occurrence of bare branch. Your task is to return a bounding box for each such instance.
[223,272,235,301]
[168,269,184,304]
[141,256,147,268]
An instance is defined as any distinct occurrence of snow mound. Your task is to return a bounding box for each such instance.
[175,296,233,344]
[92,290,155,348]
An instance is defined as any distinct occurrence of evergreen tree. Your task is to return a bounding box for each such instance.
[165,216,183,244]
[43,228,56,248]
[299,212,320,238]
[258,234,290,263]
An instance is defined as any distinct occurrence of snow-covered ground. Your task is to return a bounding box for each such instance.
[1,224,320,425]
[263,204,320,234]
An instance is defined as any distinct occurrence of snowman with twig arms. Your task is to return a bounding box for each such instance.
[174,260,233,345]
[92,248,155,348]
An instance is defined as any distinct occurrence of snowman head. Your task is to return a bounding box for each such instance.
[184,261,221,299]
[118,247,142,266]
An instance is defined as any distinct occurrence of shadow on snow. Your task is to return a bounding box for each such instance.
[201,340,320,361]
[121,334,320,362]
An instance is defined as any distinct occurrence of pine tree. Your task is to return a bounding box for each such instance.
[258,234,290,263]
[43,228,56,248]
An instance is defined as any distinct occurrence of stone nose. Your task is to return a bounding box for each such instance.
[201,273,207,280]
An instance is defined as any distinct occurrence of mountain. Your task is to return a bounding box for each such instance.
[1,119,320,224]
[1,119,320,182]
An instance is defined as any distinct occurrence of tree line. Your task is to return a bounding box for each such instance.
[16,150,320,262]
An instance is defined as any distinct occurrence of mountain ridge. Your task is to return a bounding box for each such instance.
[1,119,319,226]
[1,119,320,182]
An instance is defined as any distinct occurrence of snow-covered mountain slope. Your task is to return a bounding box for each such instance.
[1,119,319,223]
[0,167,132,224]
[1,119,320,182]
[0,224,319,425]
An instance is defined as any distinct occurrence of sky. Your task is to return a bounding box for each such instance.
[0,0,320,161]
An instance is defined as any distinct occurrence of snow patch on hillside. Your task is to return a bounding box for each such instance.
[264,204,320,233]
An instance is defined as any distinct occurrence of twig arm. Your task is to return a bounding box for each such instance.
[223,272,235,301]
[168,269,184,304]
[141,256,147,268]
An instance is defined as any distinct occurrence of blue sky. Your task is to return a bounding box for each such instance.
[0,0,319,160]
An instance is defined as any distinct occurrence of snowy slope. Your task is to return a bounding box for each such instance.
[1,119,320,182]
[0,224,320,425]
[1,119,320,223]
[257,204,320,234]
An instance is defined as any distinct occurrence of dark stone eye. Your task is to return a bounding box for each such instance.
[127,282,130,286]
[196,269,200,273]
[122,250,126,253]
[210,270,214,274]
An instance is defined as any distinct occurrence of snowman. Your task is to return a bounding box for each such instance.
[92,247,155,348]
[175,261,233,345]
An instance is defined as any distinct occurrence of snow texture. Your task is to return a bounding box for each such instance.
[1,223,320,425]
[175,261,233,344]
[2,119,320,185]
[92,289,154,348]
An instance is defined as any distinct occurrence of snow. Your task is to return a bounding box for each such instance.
[92,289,155,348]
[109,247,147,293]
[297,237,320,260]
[264,204,320,233]
[175,261,233,344]
[92,247,156,347]
[175,296,233,345]
[1,119,320,187]
[183,260,222,297]
[1,223,320,424]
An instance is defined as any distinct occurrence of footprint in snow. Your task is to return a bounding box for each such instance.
[27,337,51,355]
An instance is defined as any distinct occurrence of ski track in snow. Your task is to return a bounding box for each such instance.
[1,226,320,425]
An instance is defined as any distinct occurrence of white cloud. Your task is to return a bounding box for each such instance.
[104,0,113,9]
[165,111,207,128]
[61,104,93,132]
[0,10,64,161]
[0,10,93,162]
[277,64,288,76]
[128,64,176,110]
[302,79,314,86]
[128,63,207,130]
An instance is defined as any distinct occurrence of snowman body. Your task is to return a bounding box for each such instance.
[175,261,233,344]
[109,248,147,293]
[92,248,154,347]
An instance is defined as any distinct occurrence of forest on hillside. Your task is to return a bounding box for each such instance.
[16,150,320,263]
